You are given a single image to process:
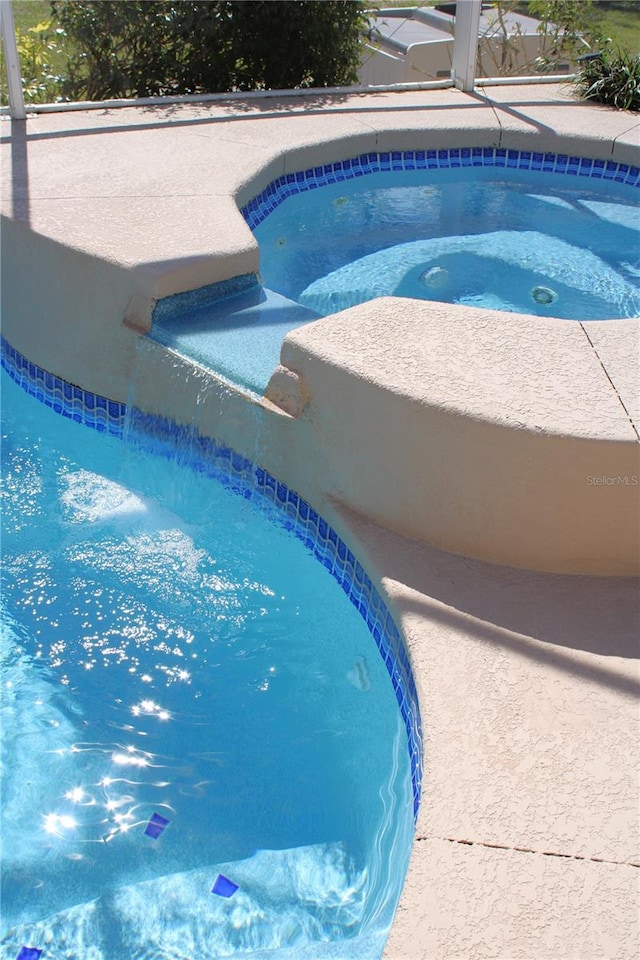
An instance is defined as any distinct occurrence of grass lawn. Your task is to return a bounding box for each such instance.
[12,0,53,33]
[591,2,640,52]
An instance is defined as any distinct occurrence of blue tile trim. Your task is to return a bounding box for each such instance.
[1,337,126,436]
[1,338,423,820]
[241,147,639,229]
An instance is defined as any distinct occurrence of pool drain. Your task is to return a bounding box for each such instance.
[420,265,449,288]
[531,285,557,305]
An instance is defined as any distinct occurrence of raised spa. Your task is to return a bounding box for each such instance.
[151,149,639,398]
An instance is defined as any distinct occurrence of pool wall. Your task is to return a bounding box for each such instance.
[1,90,638,579]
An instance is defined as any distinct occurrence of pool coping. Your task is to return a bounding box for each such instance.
[1,83,639,959]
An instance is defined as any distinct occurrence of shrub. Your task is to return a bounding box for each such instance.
[0,18,65,104]
[575,44,640,111]
[51,0,368,102]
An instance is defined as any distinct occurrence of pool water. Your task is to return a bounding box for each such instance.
[256,167,640,322]
[0,370,413,959]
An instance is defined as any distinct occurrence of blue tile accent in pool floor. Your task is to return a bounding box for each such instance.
[241,147,640,230]
[1,337,423,819]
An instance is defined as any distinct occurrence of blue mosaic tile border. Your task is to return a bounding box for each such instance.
[1,339,423,819]
[1,337,126,436]
[241,147,640,229]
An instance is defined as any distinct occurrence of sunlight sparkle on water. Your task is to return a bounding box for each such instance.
[65,787,85,803]
[131,699,172,720]
[43,813,77,835]
[111,750,149,768]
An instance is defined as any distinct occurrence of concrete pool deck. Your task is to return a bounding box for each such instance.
[1,83,639,958]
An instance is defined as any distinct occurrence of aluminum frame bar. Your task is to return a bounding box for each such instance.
[1,0,26,119]
[451,0,482,92]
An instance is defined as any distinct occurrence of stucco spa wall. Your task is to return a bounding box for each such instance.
[127,304,639,578]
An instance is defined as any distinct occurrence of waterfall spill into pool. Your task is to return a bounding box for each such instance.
[0,363,415,960]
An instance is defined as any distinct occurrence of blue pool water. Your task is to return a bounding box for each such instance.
[256,166,640,323]
[0,369,414,960]
[152,158,639,396]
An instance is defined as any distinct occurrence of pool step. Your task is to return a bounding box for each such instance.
[1,844,386,959]
[151,284,319,396]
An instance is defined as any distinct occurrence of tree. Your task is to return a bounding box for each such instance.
[51,1,368,101]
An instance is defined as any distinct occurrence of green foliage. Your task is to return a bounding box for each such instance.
[574,44,640,111]
[51,0,368,101]
[0,18,65,104]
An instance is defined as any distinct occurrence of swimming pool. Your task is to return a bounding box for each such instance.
[0,358,417,959]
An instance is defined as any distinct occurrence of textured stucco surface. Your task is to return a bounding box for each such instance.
[582,319,640,436]
[1,84,639,958]
[383,838,638,960]
[278,298,634,440]
[330,505,639,960]
[270,298,639,573]
[477,81,640,165]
